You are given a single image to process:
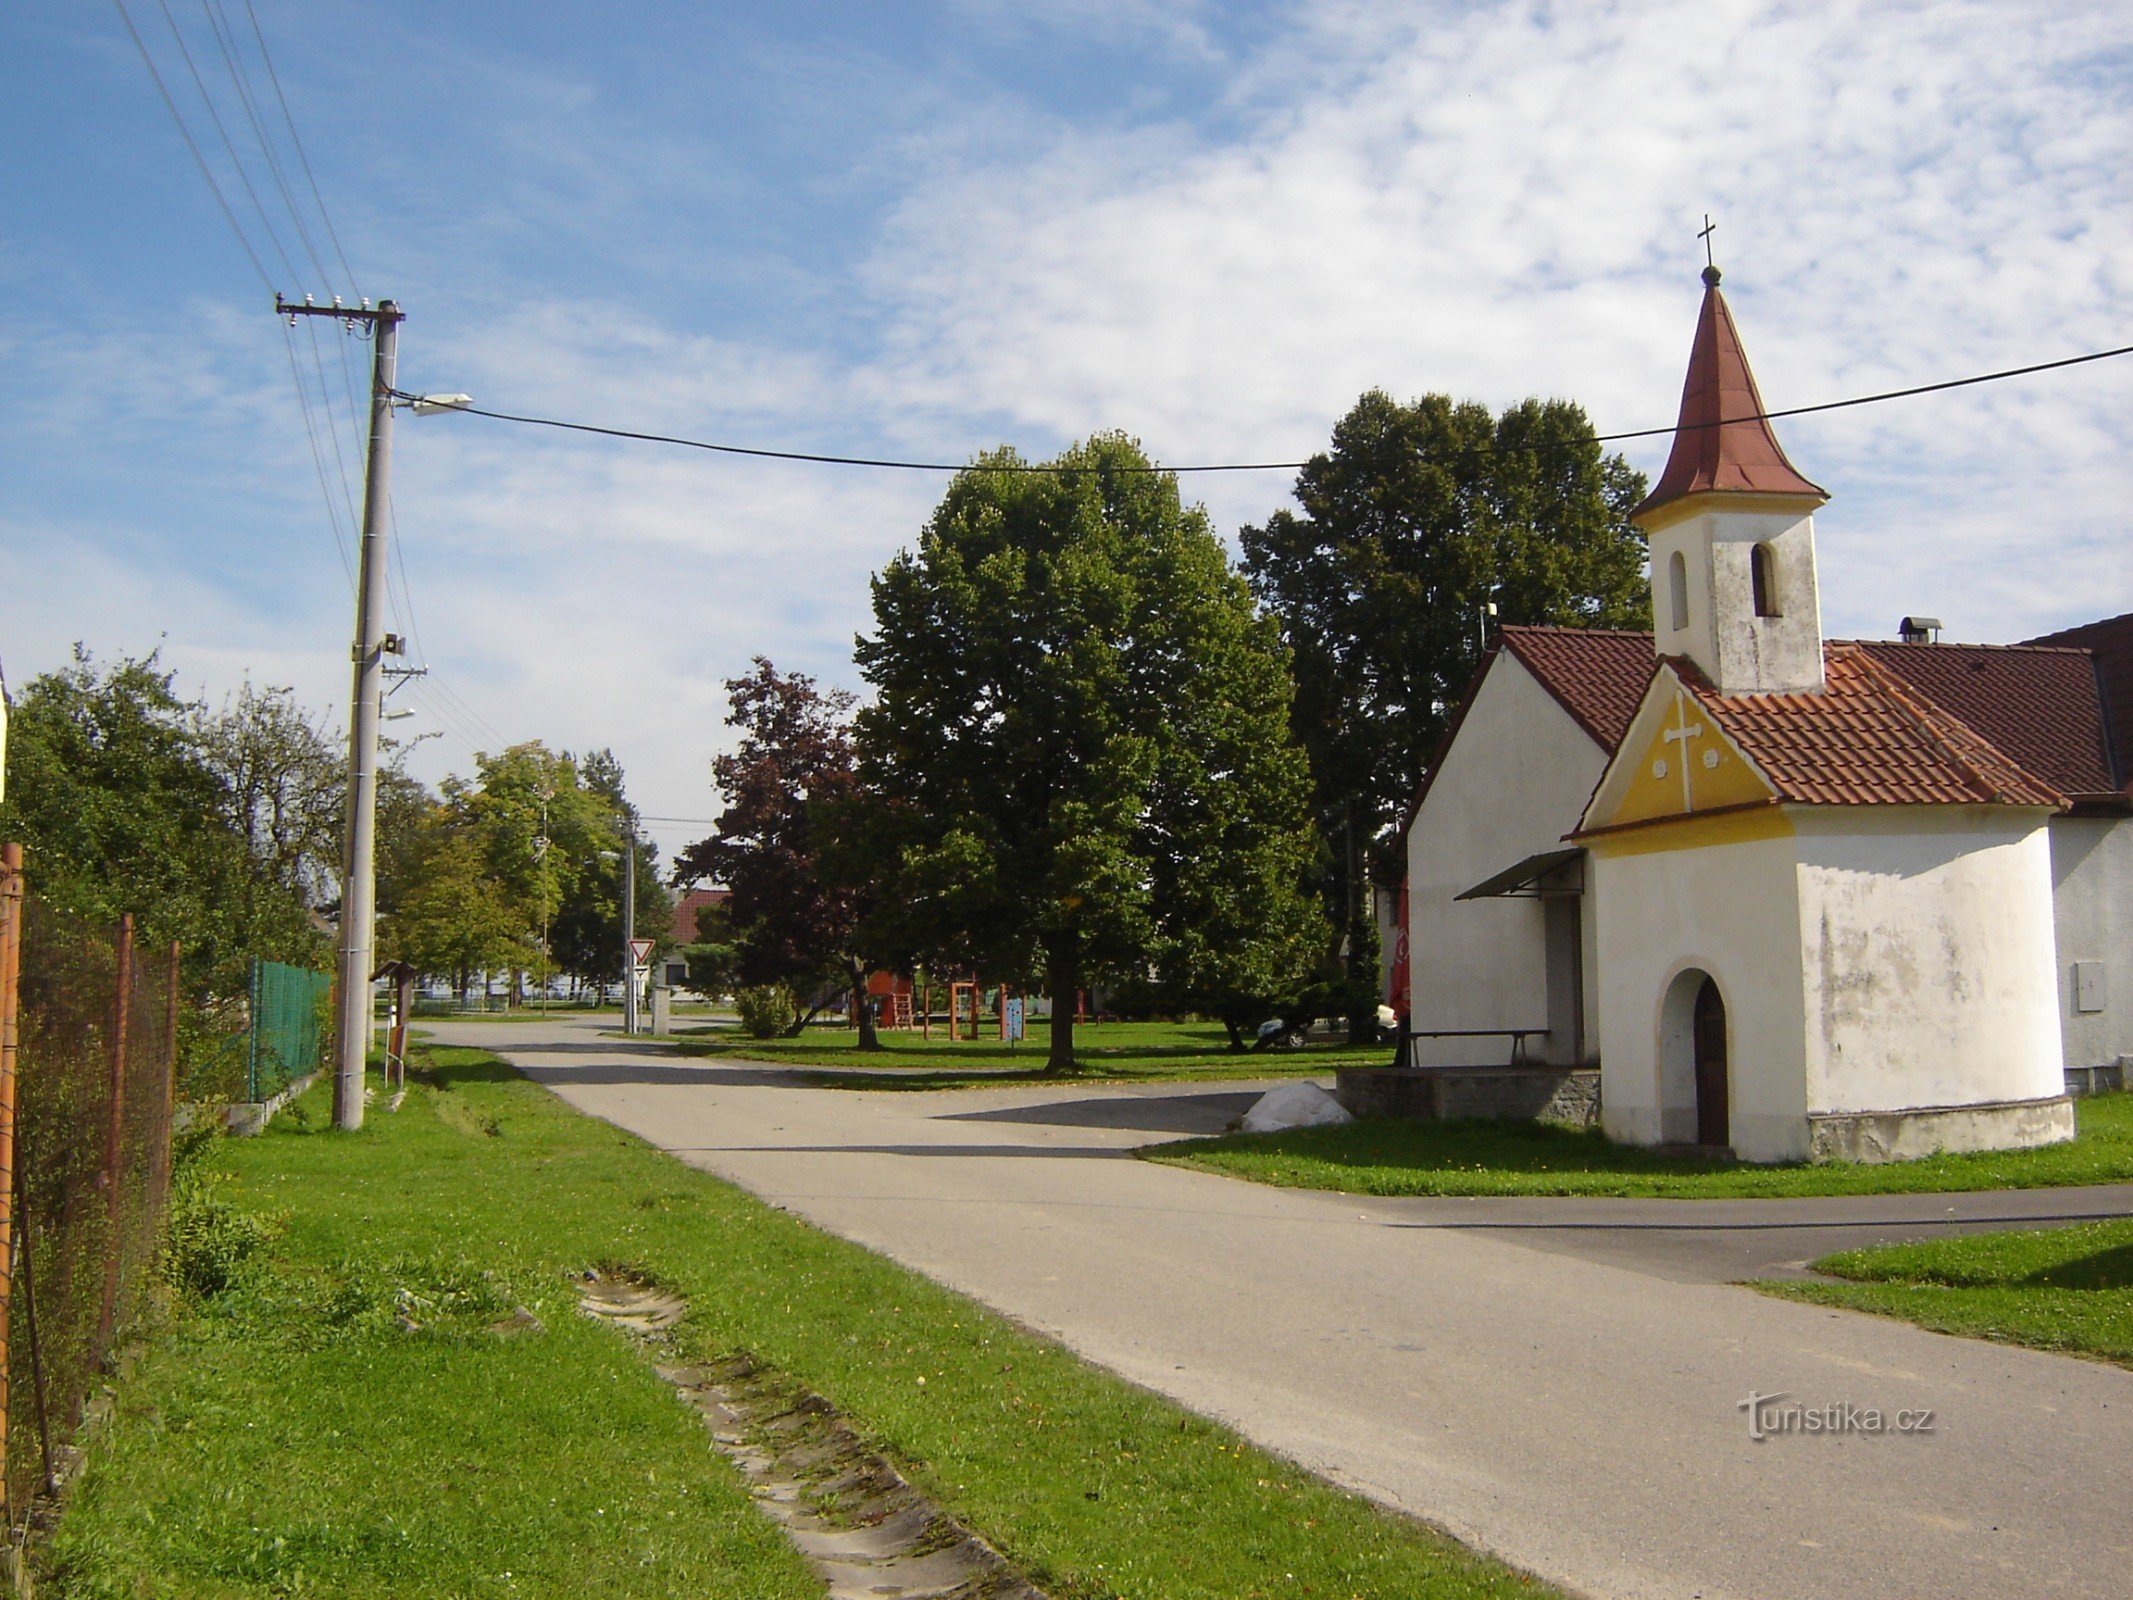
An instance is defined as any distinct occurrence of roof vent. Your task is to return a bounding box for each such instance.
[1899,616,1943,645]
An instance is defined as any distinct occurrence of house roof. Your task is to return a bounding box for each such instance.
[670,885,729,944]
[1498,625,1656,751]
[2023,610,2133,794]
[1679,646,2066,810]
[1632,269,1826,522]
[1856,639,2119,800]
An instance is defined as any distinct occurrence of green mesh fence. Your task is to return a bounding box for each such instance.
[246,958,333,1101]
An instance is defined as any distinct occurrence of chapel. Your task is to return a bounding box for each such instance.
[1399,264,2130,1161]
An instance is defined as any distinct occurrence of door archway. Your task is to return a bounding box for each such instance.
[1692,976,1729,1148]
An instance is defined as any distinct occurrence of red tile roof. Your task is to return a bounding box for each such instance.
[1633,270,1827,521]
[1499,626,1656,751]
[670,885,729,944]
[1856,640,2118,800]
[1683,647,2064,810]
[2023,610,2133,795]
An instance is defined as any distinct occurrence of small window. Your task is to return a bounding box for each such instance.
[1752,543,1781,618]
[1668,551,1689,631]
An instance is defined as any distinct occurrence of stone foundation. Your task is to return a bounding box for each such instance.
[1806,1094,2076,1163]
[1335,1065,1602,1128]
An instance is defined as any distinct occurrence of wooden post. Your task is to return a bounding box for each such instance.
[97,913,134,1360]
[391,969,412,1090]
[998,985,1008,1041]
[920,978,930,1041]
[0,843,26,1519]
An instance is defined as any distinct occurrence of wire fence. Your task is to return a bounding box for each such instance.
[2,875,181,1534]
[0,842,340,1555]
[246,959,333,1103]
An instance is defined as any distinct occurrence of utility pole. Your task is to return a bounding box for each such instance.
[280,295,403,1131]
[621,823,639,1036]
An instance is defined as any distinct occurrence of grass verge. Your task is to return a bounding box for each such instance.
[672,1016,1386,1087]
[1758,1218,2133,1367]
[1144,1093,2133,1199]
[48,1046,1557,1600]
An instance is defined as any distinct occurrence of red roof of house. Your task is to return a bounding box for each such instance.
[1633,270,1826,521]
[2023,610,2133,795]
[1500,626,1657,751]
[1857,640,2118,800]
[670,885,729,944]
[1681,647,2065,810]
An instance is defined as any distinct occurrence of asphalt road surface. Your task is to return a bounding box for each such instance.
[430,1016,2133,1600]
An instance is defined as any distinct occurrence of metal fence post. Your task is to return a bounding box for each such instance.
[0,844,26,1522]
[152,939,181,1222]
[96,914,133,1362]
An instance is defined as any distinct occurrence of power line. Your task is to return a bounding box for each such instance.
[238,0,358,293]
[196,0,331,289]
[149,0,304,285]
[112,0,274,290]
[402,340,2133,476]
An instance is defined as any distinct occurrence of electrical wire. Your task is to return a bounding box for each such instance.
[401,340,2133,475]
[150,0,303,286]
[112,0,275,290]
[241,0,357,292]
[196,0,331,289]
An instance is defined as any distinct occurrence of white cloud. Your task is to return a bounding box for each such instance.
[7,0,2129,867]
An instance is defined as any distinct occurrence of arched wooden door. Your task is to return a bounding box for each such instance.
[1692,976,1729,1148]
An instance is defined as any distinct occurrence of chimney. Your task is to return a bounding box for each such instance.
[1899,616,1943,645]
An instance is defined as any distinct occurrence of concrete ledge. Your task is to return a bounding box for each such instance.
[2064,1058,2128,1098]
[225,1071,322,1137]
[1335,1065,1602,1128]
[1807,1094,2076,1163]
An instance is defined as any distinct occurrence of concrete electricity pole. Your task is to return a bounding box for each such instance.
[277,296,468,1131]
[622,823,639,1036]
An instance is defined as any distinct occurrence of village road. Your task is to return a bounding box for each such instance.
[429,1016,2133,1600]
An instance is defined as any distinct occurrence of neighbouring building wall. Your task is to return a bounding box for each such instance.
[1589,819,1808,1160]
[1406,655,1607,1067]
[2050,814,2133,1070]
[1793,808,2064,1116]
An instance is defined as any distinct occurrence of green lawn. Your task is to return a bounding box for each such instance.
[1145,1092,2133,1198]
[1761,1218,2133,1366]
[48,1047,1557,1600]
[671,1015,1389,1087]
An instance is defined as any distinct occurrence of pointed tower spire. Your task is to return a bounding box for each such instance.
[1632,266,1826,524]
[1637,264,1828,696]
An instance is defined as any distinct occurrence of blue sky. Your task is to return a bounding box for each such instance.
[5,1,2129,865]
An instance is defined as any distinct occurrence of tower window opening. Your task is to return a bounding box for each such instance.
[1751,544,1781,618]
[1668,551,1689,631]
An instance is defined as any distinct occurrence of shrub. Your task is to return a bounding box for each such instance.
[733,984,794,1039]
[165,1172,283,1301]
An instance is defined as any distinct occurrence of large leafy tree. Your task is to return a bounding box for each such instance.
[1241,391,1648,1022]
[853,434,1326,1071]
[552,749,669,995]
[675,660,880,1047]
[439,744,622,998]
[382,825,528,996]
[0,649,330,994]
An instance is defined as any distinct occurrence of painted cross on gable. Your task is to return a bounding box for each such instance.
[1662,696,1705,813]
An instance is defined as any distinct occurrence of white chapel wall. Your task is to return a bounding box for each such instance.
[1590,828,1808,1159]
[2047,814,2133,1070]
[1794,808,2064,1114]
[1405,654,1606,1067]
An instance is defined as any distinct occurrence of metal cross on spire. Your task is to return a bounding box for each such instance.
[1698,214,1721,286]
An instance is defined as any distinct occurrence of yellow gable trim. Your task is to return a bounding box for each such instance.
[1594,684,1773,829]
[1584,802,1794,858]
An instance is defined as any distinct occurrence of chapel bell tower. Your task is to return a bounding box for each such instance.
[1633,265,1828,696]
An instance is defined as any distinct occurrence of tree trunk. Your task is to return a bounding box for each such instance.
[849,958,882,1052]
[1045,943,1080,1073]
[1222,1013,1247,1053]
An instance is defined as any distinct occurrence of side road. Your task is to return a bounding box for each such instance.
[434,1017,2133,1600]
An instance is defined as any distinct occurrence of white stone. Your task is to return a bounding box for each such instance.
[1240,1082,1354,1134]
